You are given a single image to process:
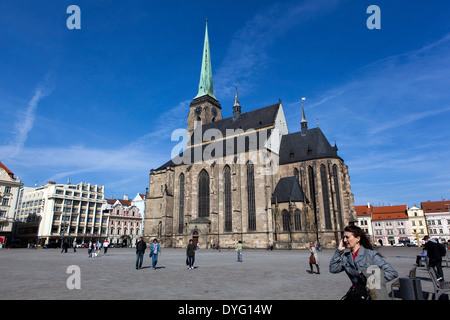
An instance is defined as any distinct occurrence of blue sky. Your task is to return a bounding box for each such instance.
[1,0,449,206]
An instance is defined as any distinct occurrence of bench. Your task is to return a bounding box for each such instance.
[427,269,450,300]
[390,266,417,300]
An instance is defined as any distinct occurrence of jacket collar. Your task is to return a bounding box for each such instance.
[348,245,366,267]
[353,245,366,265]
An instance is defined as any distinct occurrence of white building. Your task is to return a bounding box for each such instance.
[16,181,107,246]
[0,162,23,247]
[422,200,450,242]
[132,193,146,236]
[103,194,144,247]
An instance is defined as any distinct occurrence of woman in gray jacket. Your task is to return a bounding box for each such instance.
[329,225,398,299]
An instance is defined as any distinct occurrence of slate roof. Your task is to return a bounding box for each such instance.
[154,102,342,171]
[155,103,281,171]
[190,102,280,145]
[189,217,211,224]
[278,128,340,165]
[271,176,307,204]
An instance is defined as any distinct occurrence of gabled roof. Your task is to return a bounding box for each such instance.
[279,128,340,165]
[355,205,372,216]
[190,102,280,145]
[105,199,132,207]
[372,205,408,220]
[271,176,306,204]
[421,200,450,213]
[0,161,15,179]
[155,103,281,171]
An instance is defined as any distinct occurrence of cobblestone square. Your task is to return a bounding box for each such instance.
[0,246,448,300]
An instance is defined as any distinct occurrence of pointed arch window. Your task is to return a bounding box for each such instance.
[198,169,210,217]
[293,168,299,181]
[224,165,232,232]
[247,162,256,231]
[308,166,316,212]
[178,173,185,234]
[332,164,343,229]
[282,209,290,232]
[321,164,332,229]
[294,209,301,231]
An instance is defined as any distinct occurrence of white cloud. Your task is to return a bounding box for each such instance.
[10,86,51,157]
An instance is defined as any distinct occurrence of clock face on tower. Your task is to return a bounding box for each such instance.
[211,106,218,117]
[195,106,202,116]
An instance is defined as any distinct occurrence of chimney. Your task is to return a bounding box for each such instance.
[123,194,129,201]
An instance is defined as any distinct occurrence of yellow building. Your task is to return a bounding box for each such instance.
[407,205,428,244]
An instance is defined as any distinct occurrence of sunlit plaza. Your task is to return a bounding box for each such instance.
[0,246,448,300]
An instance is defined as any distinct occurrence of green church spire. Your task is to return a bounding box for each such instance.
[194,19,217,100]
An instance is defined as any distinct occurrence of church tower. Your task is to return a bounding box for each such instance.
[187,20,222,141]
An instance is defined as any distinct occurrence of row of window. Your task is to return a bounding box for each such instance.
[110,228,140,236]
[176,163,343,233]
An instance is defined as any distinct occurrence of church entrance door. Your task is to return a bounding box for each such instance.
[192,231,199,248]
[193,236,199,248]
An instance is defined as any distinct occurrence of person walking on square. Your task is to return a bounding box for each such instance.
[236,241,243,262]
[423,235,445,281]
[186,239,196,269]
[329,225,398,300]
[103,239,109,255]
[88,241,93,257]
[309,242,320,274]
[96,241,102,257]
[135,237,147,270]
[149,238,161,269]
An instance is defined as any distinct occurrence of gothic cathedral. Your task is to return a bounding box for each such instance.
[144,22,356,249]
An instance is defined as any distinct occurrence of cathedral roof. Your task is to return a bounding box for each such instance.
[189,102,280,145]
[271,176,306,204]
[155,102,281,171]
[278,128,340,165]
[154,102,342,171]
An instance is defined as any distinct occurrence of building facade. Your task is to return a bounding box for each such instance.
[422,200,450,242]
[103,195,144,247]
[144,22,356,249]
[355,204,374,241]
[371,205,411,246]
[407,205,428,243]
[16,181,107,246]
[0,162,23,247]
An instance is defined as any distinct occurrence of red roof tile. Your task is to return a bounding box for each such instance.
[355,205,372,216]
[372,205,408,221]
[0,161,15,179]
[421,200,450,213]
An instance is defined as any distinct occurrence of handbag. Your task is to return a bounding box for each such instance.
[341,274,369,300]
[309,253,316,265]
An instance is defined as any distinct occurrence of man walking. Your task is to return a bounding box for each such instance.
[136,237,147,270]
[186,239,196,269]
[103,239,109,255]
[236,241,243,262]
[423,236,445,281]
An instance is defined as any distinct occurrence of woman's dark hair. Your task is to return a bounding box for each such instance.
[344,225,373,250]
